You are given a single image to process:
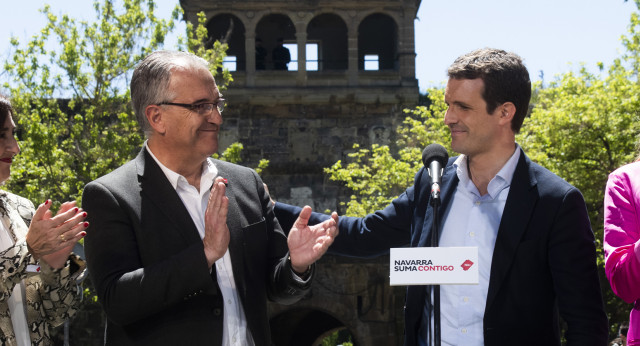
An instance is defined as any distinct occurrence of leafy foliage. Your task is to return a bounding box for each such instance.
[320,328,353,346]
[2,0,239,207]
[518,1,640,335]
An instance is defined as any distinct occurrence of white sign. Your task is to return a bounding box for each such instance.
[389,247,479,286]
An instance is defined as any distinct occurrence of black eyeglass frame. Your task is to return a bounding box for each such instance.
[158,98,226,115]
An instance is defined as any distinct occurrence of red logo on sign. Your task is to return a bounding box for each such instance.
[461,260,474,271]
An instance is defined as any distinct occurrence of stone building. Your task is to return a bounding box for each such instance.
[177,0,423,345]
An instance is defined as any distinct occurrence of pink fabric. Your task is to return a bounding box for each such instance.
[604,161,640,344]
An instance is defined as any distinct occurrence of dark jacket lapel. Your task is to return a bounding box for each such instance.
[135,148,202,245]
[211,162,246,298]
[485,149,538,312]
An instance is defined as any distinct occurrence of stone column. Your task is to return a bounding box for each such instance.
[347,14,358,86]
[296,31,307,87]
[398,4,418,86]
[246,32,256,87]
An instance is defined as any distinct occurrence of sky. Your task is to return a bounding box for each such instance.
[0,0,636,93]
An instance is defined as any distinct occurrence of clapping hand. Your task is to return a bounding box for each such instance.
[26,200,88,269]
[202,177,230,269]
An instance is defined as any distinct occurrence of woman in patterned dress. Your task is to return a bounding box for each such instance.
[0,95,88,346]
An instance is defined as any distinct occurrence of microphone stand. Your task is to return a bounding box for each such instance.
[430,195,441,346]
[422,144,447,346]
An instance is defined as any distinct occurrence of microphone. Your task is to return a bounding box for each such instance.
[422,144,449,205]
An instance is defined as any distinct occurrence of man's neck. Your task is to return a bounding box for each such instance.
[467,143,517,196]
[147,140,204,189]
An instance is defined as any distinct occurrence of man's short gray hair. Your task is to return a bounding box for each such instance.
[130,51,210,134]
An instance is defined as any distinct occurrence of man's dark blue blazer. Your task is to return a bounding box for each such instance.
[275,148,608,346]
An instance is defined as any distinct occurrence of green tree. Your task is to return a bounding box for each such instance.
[519,1,640,334]
[2,0,238,206]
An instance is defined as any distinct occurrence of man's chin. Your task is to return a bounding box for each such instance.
[449,140,462,153]
[204,145,218,158]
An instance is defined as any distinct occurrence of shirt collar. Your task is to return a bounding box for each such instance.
[453,144,521,198]
[144,140,218,192]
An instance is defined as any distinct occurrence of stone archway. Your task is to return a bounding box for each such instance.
[270,308,357,346]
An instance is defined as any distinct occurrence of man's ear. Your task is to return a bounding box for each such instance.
[146,105,166,134]
[499,102,516,125]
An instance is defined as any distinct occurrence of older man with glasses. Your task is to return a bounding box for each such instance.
[82,50,338,346]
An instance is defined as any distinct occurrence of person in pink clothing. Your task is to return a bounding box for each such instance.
[604,160,640,345]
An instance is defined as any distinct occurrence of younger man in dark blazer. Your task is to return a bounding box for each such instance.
[275,48,608,346]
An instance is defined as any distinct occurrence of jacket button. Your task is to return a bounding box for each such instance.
[213,308,222,316]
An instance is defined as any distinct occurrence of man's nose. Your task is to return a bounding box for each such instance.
[444,108,455,125]
[208,109,223,125]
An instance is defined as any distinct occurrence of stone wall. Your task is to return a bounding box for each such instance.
[219,91,407,214]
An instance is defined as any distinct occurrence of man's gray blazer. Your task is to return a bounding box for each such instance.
[83,148,311,345]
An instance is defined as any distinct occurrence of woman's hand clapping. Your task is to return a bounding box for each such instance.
[25,200,88,269]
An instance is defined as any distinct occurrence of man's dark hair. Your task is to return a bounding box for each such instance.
[447,48,531,133]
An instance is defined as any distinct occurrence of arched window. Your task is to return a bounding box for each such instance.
[206,14,246,71]
[307,13,348,71]
[358,13,398,71]
[255,14,296,71]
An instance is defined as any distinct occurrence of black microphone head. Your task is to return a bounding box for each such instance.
[422,143,449,167]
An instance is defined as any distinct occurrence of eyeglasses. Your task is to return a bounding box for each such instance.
[158,98,226,115]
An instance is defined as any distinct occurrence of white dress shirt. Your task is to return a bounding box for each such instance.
[146,142,254,346]
[435,146,520,346]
